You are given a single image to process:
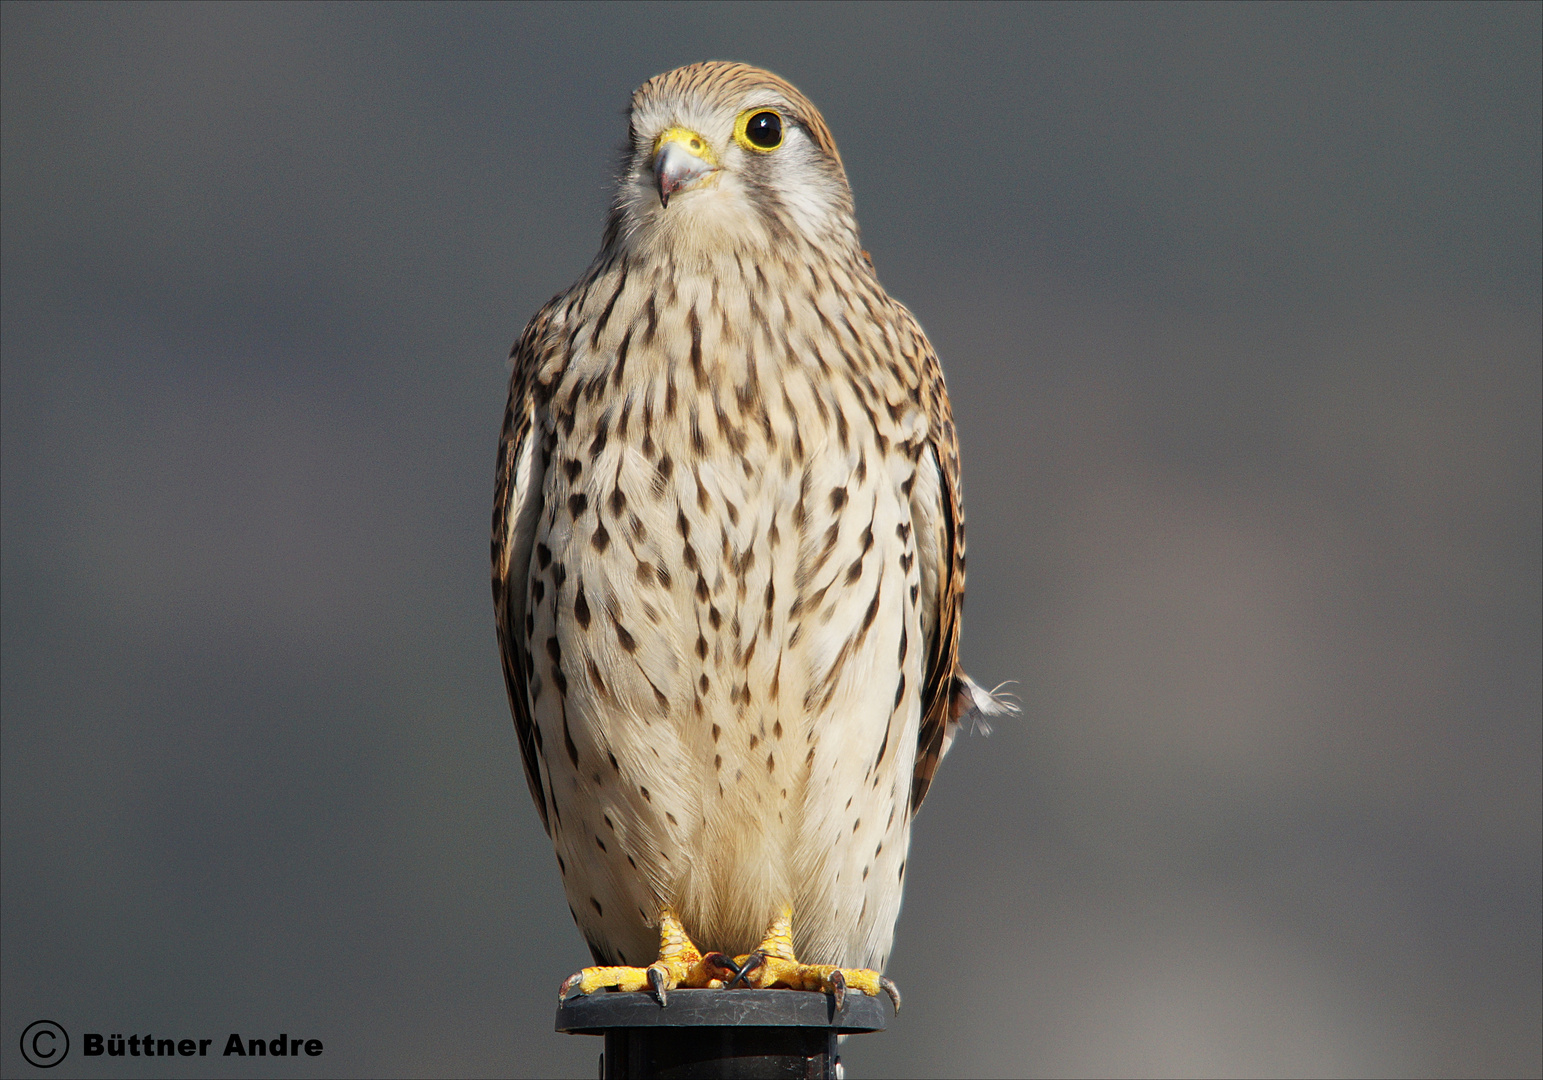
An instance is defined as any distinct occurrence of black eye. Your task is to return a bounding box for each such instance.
[744,111,782,149]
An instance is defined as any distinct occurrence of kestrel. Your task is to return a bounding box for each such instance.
[492,61,1011,1007]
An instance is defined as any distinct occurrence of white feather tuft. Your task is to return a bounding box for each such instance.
[957,675,1020,737]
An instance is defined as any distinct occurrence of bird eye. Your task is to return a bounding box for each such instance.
[745,112,781,148]
[734,109,784,152]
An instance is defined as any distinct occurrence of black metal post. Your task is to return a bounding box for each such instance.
[556,988,889,1079]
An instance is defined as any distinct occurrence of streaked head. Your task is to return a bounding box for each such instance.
[611,61,859,258]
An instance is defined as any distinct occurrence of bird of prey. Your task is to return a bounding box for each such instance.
[492,61,1011,1007]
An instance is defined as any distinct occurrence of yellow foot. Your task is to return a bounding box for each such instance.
[727,904,901,1013]
[558,907,736,1005]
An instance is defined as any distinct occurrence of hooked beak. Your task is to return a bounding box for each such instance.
[653,127,718,208]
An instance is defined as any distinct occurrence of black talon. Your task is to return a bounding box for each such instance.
[828,968,847,1013]
[880,976,902,1013]
[647,965,669,1006]
[726,951,764,989]
[558,972,584,1005]
[703,952,743,980]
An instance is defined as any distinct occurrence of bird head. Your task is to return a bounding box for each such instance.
[611,62,860,261]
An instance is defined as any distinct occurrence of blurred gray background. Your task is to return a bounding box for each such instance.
[3,3,1538,1077]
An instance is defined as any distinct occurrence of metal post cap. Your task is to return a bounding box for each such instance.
[557,988,889,1034]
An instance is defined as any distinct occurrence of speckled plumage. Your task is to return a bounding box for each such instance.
[492,61,1007,979]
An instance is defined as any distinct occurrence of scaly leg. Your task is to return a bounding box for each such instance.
[727,904,902,1012]
[558,907,736,1005]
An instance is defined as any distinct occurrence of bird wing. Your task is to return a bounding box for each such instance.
[492,299,561,835]
[903,320,968,816]
[903,320,1018,816]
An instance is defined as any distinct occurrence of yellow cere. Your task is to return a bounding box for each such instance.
[654,126,718,166]
[733,108,784,153]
